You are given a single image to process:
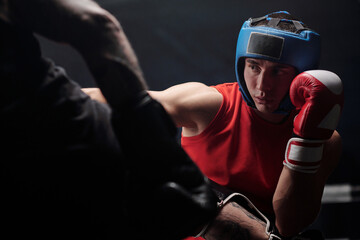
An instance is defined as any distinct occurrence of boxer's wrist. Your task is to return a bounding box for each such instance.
[283,137,325,173]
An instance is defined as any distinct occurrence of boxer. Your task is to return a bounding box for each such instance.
[84,11,344,240]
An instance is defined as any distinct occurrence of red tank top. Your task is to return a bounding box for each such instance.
[182,82,295,217]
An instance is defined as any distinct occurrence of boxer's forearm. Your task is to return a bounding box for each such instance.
[273,131,342,237]
[273,168,322,237]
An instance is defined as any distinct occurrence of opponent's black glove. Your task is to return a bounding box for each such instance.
[111,93,218,240]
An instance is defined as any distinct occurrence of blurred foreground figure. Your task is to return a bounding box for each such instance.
[0,1,218,239]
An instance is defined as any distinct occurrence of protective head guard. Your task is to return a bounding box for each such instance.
[235,11,321,114]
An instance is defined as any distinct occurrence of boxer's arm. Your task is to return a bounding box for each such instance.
[149,82,223,135]
[273,131,342,236]
[273,70,344,237]
[81,83,222,129]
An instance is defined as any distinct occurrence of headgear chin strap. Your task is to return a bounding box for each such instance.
[235,11,321,114]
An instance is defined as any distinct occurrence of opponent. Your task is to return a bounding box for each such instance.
[85,11,344,239]
[0,0,218,239]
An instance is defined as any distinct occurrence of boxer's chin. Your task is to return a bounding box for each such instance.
[254,101,277,115]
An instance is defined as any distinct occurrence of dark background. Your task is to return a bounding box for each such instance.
[37,0,360,238]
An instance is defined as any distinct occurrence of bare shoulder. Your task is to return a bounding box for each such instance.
[149,82,223,133]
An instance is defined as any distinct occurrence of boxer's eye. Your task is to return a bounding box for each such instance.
[249,64,261,73]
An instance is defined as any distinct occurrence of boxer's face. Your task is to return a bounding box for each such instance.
[244,58,297,116]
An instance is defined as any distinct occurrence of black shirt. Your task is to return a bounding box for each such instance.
[0,19,126,239]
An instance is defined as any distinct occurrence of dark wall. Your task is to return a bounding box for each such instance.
[37,0,360,238]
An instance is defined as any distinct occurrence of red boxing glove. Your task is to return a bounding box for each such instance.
[284,70,344,173]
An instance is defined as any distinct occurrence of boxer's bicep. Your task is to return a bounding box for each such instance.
[149,82,222,130]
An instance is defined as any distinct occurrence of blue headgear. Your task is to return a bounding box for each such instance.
[235,11,321,114]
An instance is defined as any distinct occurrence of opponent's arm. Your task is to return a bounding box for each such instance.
[5,1,220,239]
[199,181,269,240]
[8,0,146,106]
[204,201,268,240]
[273,70,344,236]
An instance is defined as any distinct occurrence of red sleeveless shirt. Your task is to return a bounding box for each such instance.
[181,82,295,217]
